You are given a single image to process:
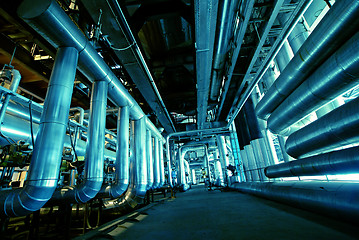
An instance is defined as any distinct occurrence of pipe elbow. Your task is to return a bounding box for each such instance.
[4,185,55,217]
[75,179,103,203]
[109,182,129,198]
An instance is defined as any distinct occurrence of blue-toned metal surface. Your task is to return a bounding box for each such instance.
[265,146,359,178]
[230,181,359,224]
[286,97,359,158]
[1,47,78,216]
[256,0,359,120]
[76,80,108,203]
[268,32,359,134]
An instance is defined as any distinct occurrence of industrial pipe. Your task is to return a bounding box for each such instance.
[113,118,148,212]
[286,97,359,158]
[230,181,359,224]
[256,0,359,119]
[0,69,21,125]
[265,146,359,178]
[0,47,78,216]
[153,137,161,189]
[146,130,154,190]
[210,0,240,101]
[75,80,108,202]
[159,142,165,187]
[108,106,130,198]
[268,32,359,134]
[17,0,163,138]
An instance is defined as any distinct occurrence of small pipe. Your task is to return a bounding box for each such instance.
[0,69,21,125]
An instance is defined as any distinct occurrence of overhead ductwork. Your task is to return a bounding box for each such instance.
[286,97,359,158]
[231,181,359,224]
[81,0,175,133]
[256,0,359,120]
[265,146,359,178]
[195,0,218,129]
[268,32,359,134]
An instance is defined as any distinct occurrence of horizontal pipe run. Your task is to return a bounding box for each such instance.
[256,0,359,119]
[17,0,163,138]
[268,32,359,134]
[285,97,359,159]
[265,146,359,178]
[230,181,359,224]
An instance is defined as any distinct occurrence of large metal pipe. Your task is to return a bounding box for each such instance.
[153,137,161,189]
[210,0,239,101]
[230,181,359,223]
[268,32,359,134]
[146,130,154,190]
[0,47,78,216]
[108,106,130,198]
[286,97,359,158]
[159,142,165,187]
[17,0,163,138]
[195,0,218,129]
[265,146,359,178]
[76,80,108,202]
[256,0,359,120]
[113,118,148,211]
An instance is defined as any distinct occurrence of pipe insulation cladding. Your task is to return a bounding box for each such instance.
[0,47,79,217]
[265,146,359,178]
[268,32,359,134]
[230,181,359,224]
[256,0,359,119]
[285,97,359,159]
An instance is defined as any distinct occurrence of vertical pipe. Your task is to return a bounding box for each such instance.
[204,146,212,184]
[76,80,108,203]
[2,47,78,216]
[134,117,147,196]
[153,137,160,189]
[146,130,154,190]
[159,141,165,187]
[110,106,129,198]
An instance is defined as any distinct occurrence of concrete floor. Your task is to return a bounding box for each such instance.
[81,185,359,240]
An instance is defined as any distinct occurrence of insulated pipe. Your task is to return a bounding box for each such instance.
[153,137,161,189]
[165,126,230,187]
[159,142,165,187]
[217,135,229,183]
[75,80,108,203]
[268,32,359,134]
[17,0,163,138]
[230,181,359,224]
[146,130,154,190]
[108,106,129,198]
[0,69,21,125]
[256,0,359,120]
[265,146,359,178]
[210,0,240,101]
[286,97,359,158]
[243,97,262,140]
[114,118,148,211]
[0,47,78,216]
[278,13,309,54]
